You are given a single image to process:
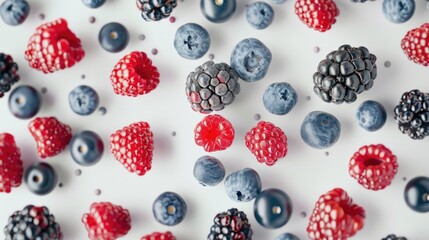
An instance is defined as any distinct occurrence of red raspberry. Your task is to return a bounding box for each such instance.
[82,202,131,240]
[307,188,365,240]
[0,133,23,193]
[24,18,85,73]
[349,144,398,191]
[110,121,154,176]
[295,0,339,32]
[141,231,176,240]
[28,117,72,158]
[110,51,160,97]
[244,121,287,166]
[194,114,234,152]
[401,23,429,66]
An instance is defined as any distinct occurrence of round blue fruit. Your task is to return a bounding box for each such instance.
[263,82,297,115]
[355,100,386,132]
[275,233,300,240]
[24,162,58,195]
[404,176,429,213]
[254,188,292,229]
[200,0,236,23]
[193,155,225,186]
[8,85,41,119]
[70,131,104,166]
[246,2,274,30]
[98,22,129,53]
[153,191,187,226]
[0,0,30,26]
[382,0,415,24]
[82,0,105,8]
[174,23,211,60]
[300,111,341,149]
[230,38,272,82]
[68,85,99,115]
[224,168,262,202]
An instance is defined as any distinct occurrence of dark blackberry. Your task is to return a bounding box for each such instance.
[313,44,377,104]
[186,61,240,113]
[382,234,407,240]
[394,89,429,139]
[4,205,63,240]
[136,0,177,21]
[207,208,252,240]
[0,53,19,98]
[351,0,375,2]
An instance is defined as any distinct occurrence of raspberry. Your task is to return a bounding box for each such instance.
[0,133,23,193]
[244,121,287,166]
[28,117,72,158]
[401,23,429,66]
[307,188,365,240]
[141,231,176,240]
[349,144,398,190]
[0,53,19,98]
[194,114,234,152]
[110,121,154,176]
[82,202,131,240]
[24,18,85,73]
[110,51,160,97]
[295,0,339,32]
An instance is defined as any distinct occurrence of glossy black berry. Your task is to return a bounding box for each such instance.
[253,188,292,229]
[68,85,99,115]
[24,162,58,195]
[8,85,41,119]
[404,176,429,213]
[207,208,252,240]
[153,191,187,226]
[98,22,129,53]
[0,53,19,98]
[137,0,177,21]
[201,0,236,23]
[70,131,104,166]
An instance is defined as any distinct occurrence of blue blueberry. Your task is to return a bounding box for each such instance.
[275,233,300,240]
[263,82,297,115]
[382,0,415,24]
[355,100,386,132]
[200,0,236,23]
[69,85,99,116]
[224,168,262,202]
[8,85,41,119]
[300,111,341,149]
[230,38,272,82]
[82,0,105,8]
[153,191,187,226]
[271,0,287,4]
[70,131,104,166]
[193,155,225,186]
[0,0,30,26]
[404,176,429,213]
[246,2,274,30]
[24,162,58,195]
[174,23,211,60]
[254,188,292,229]
[98,22,129,53]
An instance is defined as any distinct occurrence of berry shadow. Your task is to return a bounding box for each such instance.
[153,129,174,160]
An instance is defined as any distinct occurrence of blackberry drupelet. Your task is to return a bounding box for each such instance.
[382,234,407,240]
[313,44,377,104]
[137,0,177,21]
[207,208,252,240]
[0,53,19,98]
[394,89,429,139]
[4,205,63,240]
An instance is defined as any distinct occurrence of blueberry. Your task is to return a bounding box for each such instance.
[82,0,105,8]
[382,0,415,24]
[355,100,386,131]
[193,155,225,186]
[70,131,104,166]
[224,168,262,202]
[68,85,99,115]
[300,111,341,149]
[8,85,41,119]
[254,188,292,229]
[230,38,272,82]
[271,0,287,3]
[0,0,29,26]
[98,22,129,53]
[246,2,274,30]
[174,23,211,60]
[200,0,236,23]
[153,191,187,226]
[24,162,58,195]
[275,233,300,240]
[404,176,429,213]
[263,82,297,115]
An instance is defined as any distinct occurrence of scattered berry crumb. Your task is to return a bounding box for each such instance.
[300,212,307,218]
[313,46,320,53]
[138,34,146,41]
[98,107,107,115]
[253,113,261,120]
[58,183,63,188]
[95,189,101,195]
[39,14,45,20]
[171,131,176,136]
[306,96,311,101]
[41,87,47,94]
[75,169,82,176]
[89,16,96,23]
[384,61,391,68]
[169,16,176,23]
[151,48,158,55]
[208,53,215,60]
[324,151,329,156]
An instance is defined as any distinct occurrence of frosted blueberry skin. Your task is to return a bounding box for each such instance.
[82,0,105,8]
[70,131,104,166]
[355,100,386,131]
[404,176,429,213]
[153,191,187,226]
[275,233,300,240]
[200,0,236,23]
[8,85,41,119]
[24,162,57,195]
[246,2,274,30]
[224,168,262,202]
[300,111,341,149]
[263,82,297,115]
[68,85,99,116]
[382,0,415,24]
[98,22,129,53]
[174,23,211,59]
[0,0,30,26]
[230,38,272,82]
[193,155,225,186]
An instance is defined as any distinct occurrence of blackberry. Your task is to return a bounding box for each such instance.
[186,61,240,113]
[136,0,177,21]
[382,234,407,240]
[4,205,63,240]
[394,89,429,139]
[0,53,19,98]
[207,208,252,240]
[313,44,377,104]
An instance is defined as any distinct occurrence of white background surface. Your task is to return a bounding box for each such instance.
[1,0,429,239]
